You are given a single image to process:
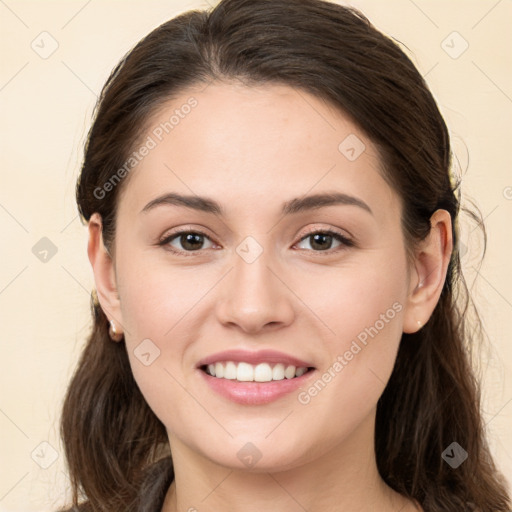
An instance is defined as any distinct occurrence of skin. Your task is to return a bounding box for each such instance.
[88,81,452,512]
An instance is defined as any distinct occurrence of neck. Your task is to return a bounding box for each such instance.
[161,410,420,512]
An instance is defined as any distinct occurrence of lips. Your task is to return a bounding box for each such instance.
[196,348,314,369]
[196,349,317,405]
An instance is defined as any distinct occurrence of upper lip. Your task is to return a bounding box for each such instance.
[196,349,315,369]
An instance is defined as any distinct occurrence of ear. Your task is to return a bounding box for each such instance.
[402,209,453,334]
[87,212,125,338]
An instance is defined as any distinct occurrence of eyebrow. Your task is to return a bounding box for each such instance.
[140,191,373,216]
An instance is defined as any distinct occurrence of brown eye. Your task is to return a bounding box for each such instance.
[159,230,215,254]
[295,230,353,253]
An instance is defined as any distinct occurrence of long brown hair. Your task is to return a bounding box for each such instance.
[60,0,511,510]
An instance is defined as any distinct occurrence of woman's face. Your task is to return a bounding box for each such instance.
[103,82,417,471]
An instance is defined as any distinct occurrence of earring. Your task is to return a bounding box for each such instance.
[108,320,124,342]
[417,320,422,328]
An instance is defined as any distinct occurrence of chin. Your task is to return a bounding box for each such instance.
[195,437,312,473]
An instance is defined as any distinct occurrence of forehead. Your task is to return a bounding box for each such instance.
[117,81,398,222]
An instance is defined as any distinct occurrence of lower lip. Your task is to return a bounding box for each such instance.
[198,368,316,405]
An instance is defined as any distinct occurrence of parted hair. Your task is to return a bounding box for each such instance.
[60,0,511,510]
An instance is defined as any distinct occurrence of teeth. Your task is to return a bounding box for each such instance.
[272,363,285,381]
[254,362,272,382]
[284,365,296,379]
[237,362,254,381]
[224,361,237,379]
[295,366,307,377]
[204,361,309,381]
[214,362,224,378]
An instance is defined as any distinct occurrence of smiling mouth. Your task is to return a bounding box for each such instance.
[200,361,315,382]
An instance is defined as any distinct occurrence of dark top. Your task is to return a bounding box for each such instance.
[61,457,175,512]
[137,456,175,511]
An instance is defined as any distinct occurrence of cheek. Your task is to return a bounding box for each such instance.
[116,255,198,339]
[115,255,209,428]
[295,248,408,405]
[300,250,408,354]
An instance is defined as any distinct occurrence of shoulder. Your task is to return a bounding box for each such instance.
[56,457,174,512]
[136,456,175,511]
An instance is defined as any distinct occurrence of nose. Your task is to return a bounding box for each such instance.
[215,249,295,334]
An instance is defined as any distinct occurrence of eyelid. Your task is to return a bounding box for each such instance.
[293,226,354,254]
[298,225,353,243]
[158,224,354,256]
[158,226,218,256]
[158,225,214,244]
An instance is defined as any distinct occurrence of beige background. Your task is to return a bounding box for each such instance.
[0,0,511,510]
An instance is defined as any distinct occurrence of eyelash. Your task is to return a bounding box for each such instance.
[158,226,354,257]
